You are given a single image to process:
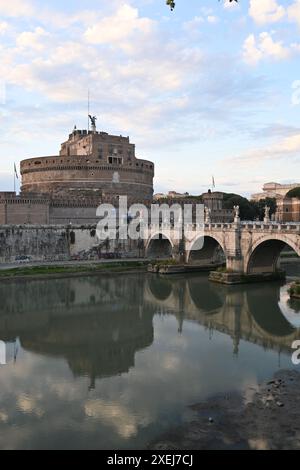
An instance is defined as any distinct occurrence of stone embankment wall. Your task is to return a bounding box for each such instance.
[0,225,144,263]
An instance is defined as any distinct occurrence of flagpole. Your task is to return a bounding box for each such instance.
[14,164,15,193]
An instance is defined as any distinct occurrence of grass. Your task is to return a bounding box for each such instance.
[216,266,233,273]
[149,259,179,266]
[0,261,149,278]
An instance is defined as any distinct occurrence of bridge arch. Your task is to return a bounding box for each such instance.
[246,283,295,337]
[187,276,225,313]
[147,276,173,302]
[245,234,300,274]
[145,232,174,259]
[186,234,226,266]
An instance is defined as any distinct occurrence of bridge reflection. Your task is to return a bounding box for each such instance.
[0,274,299,387]
[145,274,300,354]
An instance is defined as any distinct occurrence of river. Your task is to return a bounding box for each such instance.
[0,263,299,449]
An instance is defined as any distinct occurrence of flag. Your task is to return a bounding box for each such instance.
[212,176,215,189]
[14,163,19,180]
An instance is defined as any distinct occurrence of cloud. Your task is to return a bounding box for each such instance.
[183,16,207,36]
[288,0,300,29]
[0,0,298,195]
[84,398,151,438]
[243,32,291,65]
[0,0,33,17]
[84,4,154,45]
[0,21,8,35]
[207,15,219,24]
[226,133,300,165]
[16,27,50,51]
[249,0,285,25]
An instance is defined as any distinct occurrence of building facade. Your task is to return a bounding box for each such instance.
[153,190,233,223]
[251,182,300,201]
[275,197,300,223]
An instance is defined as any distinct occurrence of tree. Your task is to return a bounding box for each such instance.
[286,188,300,199]
[250,198,277,221]
[166,0,238,10]
[223,193,256,221]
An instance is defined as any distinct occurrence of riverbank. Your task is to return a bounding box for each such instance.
[151,369,300,450]
[0,259,149,282]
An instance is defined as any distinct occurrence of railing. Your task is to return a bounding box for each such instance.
[147,221,300,233]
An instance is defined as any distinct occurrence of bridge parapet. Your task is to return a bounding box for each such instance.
[241,221,300,233]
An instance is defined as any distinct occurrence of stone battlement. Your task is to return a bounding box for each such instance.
[20,128,154,204]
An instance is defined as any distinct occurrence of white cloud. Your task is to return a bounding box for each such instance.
[249,0,285,25]
[0,0,33,17]
[243,32,291,65]
[183,15,220,35]
[16,27,50,51]
[84,399,151,438]
[0,21,8,35]
[84,4,154,45]
[0,0,298,193]
[227,133,300,165]
[207,15,219,24]
[288,0,300,29]
[243,34,263,65]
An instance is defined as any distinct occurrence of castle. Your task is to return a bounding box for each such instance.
[0,124,155,225]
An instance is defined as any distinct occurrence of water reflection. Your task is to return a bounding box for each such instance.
[0,274,300,376]
[0,272,300,449]
[0,276,153,389]
[279,286,300,327]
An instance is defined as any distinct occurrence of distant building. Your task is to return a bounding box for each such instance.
[153,191,189,200]
[153,190,233,223]
[202,191,233,223]
[251,182,300,201]
[275,197,300,223]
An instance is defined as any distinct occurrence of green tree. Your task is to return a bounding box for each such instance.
[250,198,277,221]
[286,188,300,199]
[223,193,256,221]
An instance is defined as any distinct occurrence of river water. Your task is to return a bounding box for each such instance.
[0,263,299,449]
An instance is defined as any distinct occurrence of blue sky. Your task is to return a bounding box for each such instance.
[0,0,300,196]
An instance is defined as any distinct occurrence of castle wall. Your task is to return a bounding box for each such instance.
[0,203,6,224]
[20,157,154,201]
[0,200,50,224]
[0,226,69,263]
[49,205,100,225]
[0,225,144,263]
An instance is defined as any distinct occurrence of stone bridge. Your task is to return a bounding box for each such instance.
[145,220,300,275]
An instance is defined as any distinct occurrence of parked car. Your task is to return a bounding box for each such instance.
[15,255,32,264]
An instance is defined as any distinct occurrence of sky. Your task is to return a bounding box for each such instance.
[0,0,300,197]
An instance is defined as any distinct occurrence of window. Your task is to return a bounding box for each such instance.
[108,156,122,165]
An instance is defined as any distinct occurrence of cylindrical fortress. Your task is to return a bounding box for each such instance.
[20,129,154,203]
